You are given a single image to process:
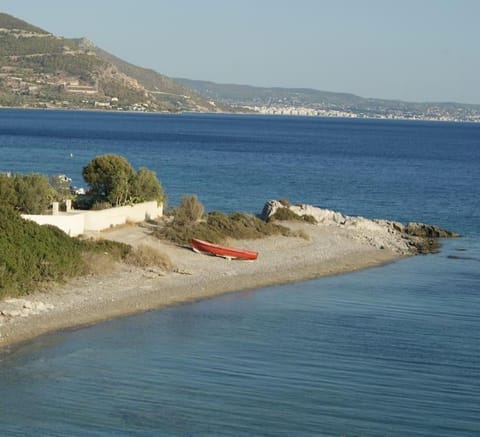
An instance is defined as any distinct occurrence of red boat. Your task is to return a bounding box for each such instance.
[191,238,258,260]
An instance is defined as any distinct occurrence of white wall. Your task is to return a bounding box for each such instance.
[22,201,163,237]
[22,213,85,237]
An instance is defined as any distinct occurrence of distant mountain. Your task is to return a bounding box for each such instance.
[177,78,480,122]
[0,13,228,112]
[176,78,364,106]
[1,12,479,121]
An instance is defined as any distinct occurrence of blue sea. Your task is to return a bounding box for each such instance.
[0,109,479,436]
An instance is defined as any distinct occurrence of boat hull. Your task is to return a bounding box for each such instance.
[191,238,258,260]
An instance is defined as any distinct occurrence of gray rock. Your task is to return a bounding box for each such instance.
[405,222,460,238]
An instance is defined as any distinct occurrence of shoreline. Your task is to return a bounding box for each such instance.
[0,106,477,124]
[0,221,405,350]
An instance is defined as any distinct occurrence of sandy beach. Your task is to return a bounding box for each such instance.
[0,215,410,350]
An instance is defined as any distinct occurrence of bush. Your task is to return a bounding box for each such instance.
[0,206,84,296]
[0,173,57,214]
[269,207,317,224]
[0,207,134,297]
[174,195,205,225]
[80,238,132,261]
[0,174,16,208]
[124,244,172,270]
[82,252,117,275]
[156,207,296,245]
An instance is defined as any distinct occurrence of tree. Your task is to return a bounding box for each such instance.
[82,154,136,206]
[131,167,165,203]
[13,174,56,214]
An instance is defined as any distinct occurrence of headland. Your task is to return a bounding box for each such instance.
[0,202,457,349]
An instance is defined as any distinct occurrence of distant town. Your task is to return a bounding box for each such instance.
[2,12,480,123]
[178,79,480,123]
[244,105,480,122]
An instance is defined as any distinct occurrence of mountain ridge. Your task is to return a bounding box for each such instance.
[176,78,480,121]
[0,13,226,113]
[1,12,479,121]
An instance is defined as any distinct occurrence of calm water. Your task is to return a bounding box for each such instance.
[0,110,479,435]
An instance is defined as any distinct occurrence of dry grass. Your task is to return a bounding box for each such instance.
[269,207,317,224]
[82,252,118,275]
[292,229,310,240]
[156,211,295,245]
[124,244,173,271]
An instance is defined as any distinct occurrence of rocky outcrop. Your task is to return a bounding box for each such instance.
[404,222,459,239]
[261,200,458,255]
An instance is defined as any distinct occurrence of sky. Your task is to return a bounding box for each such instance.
[1,0,479,104]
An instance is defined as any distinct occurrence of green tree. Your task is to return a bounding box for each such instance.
[131,167,165,203]
[82,154,136,206]
[13,174,56,214]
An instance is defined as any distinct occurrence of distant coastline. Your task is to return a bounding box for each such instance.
[1,105,479,124]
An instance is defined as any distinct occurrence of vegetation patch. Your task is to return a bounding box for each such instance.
[124,244,172,271]
[81,252,117,276]
[155,196,306,245]
[0,173,56,214]
[269,207,317,224]
[82,154,165,207]
[0,206,84,297]
[0,206,133,298]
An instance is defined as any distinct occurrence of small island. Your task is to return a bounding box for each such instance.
[0,158,457,348]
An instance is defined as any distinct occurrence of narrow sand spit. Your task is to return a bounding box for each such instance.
[0,220,405,349]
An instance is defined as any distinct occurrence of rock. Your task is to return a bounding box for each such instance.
[260,199,459,256]
[412,238,442,254]
[405,222,460,238]
[260,200,347,225]
[260,200,282,221]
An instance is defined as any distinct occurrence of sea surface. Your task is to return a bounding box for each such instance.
[0,109,479,435]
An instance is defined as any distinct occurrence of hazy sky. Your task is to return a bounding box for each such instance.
[2,0,479,104]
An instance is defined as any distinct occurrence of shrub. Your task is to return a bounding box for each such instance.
[279,198,292,207]
[174,195,205,225]
[0,207,134,297]
[156,208,295,245]
[124,244,172,270]
[302,214,318,224]
[82,252,117,275]
[0,174,16,208]
[81,238,132,261]
[9,173,56,214]
[269,207,317,224]
[0,206,84,296]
